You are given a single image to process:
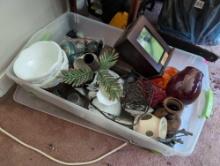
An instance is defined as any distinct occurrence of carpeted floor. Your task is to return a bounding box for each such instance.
[0,60,219,166]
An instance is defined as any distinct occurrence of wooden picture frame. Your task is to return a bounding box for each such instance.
[115,15,173,78]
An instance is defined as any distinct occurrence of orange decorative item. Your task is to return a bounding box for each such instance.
[109,12,128,29]
[151,67,178,89]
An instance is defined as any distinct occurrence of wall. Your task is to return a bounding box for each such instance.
[0,0,67,96]
[0,0,67,72]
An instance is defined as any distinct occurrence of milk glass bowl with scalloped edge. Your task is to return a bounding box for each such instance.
[13,41,63,83]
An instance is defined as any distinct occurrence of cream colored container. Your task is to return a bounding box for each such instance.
[134,114,167,139]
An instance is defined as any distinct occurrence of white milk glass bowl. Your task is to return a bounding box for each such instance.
[13,41,62,83]
[34,51,69,89]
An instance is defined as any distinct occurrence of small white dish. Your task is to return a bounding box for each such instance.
[13,41,62,83]
[92,98,121,116]
[96,90,118,105]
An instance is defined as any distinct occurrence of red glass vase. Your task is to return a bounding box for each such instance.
[166,66,203,105]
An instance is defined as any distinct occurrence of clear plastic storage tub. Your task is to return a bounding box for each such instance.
[6,12,211,156]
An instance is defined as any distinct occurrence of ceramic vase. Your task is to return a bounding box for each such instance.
[164,97,182,136]
[166,66,203,104]
[164,97,183,114]
[153,97,184,135]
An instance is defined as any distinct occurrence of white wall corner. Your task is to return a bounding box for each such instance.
[0,71,14,97]
[0,0,67,97]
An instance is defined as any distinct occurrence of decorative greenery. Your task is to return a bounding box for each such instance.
[99,50,119,70]
[97,70,122,100]
[62,49,122,100]
[62,68,94,87]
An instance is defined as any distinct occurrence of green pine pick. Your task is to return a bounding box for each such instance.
[99,49,119,70]
[97,70,123,101]
[62,68,94,87]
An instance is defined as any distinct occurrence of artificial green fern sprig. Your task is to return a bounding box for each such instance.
[99,49,119,70]
[62,49,122,100]
[62,68,94,87]
[97,70,123,100]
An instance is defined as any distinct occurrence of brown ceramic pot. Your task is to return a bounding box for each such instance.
[163,97,184,115]
[153,97,184,118]
[166,114,181,136]
[166,66,203,105]
[153,97,184,135]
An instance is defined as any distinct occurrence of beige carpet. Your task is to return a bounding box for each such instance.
[0,60,220,166]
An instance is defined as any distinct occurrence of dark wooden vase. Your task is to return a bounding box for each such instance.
[166,66,203,105]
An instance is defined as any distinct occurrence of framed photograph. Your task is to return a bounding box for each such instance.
[115,16,173,77]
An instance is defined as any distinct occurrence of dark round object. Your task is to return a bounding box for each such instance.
[146,130,154,137]
[84,53,94,64]
[166,66,203,105]
[142,114,152,120]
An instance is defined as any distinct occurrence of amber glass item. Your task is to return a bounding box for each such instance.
[151,66,178,89]
[166,66,203,104]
